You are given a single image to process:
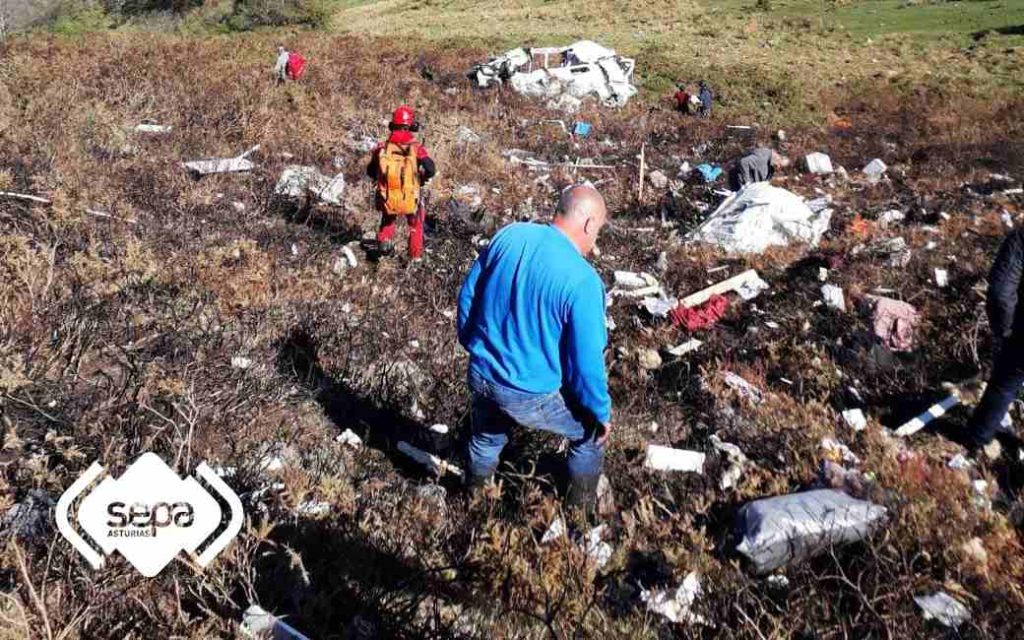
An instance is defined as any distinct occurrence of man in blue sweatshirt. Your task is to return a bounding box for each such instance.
[457,184,611,509]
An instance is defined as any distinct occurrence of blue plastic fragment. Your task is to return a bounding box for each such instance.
[573,121,592,137]
[695,163,722,182]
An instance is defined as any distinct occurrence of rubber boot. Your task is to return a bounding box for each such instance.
[565,474,600,524]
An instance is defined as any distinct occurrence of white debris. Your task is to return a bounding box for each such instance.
[546,93,583,113]
[611,271,662,298]
[947,454,973,471]
[470,47,532,88]
[134,123,172,134]
[857,236,912,268]
[230,201,246,212]
[241,605,311,640]
[335,429,362,448]
[0,489,54,541]
[397,441,463,478]
[914,592,971,628]
[344,134,377,154]
[961,537,988,565]
[296,500,331,517]
[474,41,637,108]
[723,372,764,403]
[877,209,905,229]
[710,434,748,490]
[644,444,706,473]
[597,473,615,514]
[805,152,834,175]
[766,575,789,589]
[818,267,829,282]
[841,409,868,432]
[935,268,948,288]
[183,145,260,176]
[641,572,704,624]
[1001,211,1014,229]
[736,273,770,301]
[274,165,346,206]
[821,284,846,311]
[648,170,669,189]
[580,524,613,568]
[614,270,658,289]
[428,424,449,434]
[261,456,285,473]
[638,348,663,371]
[863,158,887,184]
[414,484,448,507]
[231,356,253,370]
[667,339,703,357]
[687,183,832,254]
[455,125,482,144]
[641,296,677,318]
[342,246,358,268]
[541,516,566,544]
[821,437,860,465]
[972,479,990,509]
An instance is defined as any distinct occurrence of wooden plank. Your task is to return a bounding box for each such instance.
[680,269,759,308]
[638,142,646,203]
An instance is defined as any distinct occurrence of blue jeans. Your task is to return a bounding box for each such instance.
[968,337,1024,447]
[467,370,605,483]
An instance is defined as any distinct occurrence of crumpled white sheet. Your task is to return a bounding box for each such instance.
[689,182,833,254]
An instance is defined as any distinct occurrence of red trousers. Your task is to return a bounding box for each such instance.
[377,205,425,258]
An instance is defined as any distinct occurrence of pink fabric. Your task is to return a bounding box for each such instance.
[865,295,918,352]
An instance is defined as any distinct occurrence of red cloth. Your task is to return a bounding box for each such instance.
[674,90,690,110]
[669,294,729,331]
[377,204,425,258]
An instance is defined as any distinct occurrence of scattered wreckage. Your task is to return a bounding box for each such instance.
[470,40,637,109]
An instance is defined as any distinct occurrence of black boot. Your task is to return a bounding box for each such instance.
[569,475,598,509]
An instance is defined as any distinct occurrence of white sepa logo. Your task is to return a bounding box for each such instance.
[56,453,243,577]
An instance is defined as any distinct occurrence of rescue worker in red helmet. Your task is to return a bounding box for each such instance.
[366,106,437,260]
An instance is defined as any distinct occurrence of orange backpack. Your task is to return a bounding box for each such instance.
[376,142,421,215]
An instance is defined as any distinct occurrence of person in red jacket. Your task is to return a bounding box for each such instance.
[366,106,437,260]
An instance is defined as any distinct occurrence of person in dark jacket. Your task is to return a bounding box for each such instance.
[728,147,790,191]
[697,80,713,119]
[967,228,1024,454]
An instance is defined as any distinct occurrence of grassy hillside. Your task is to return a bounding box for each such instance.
[0,28,1022,637]
[333,0,1024,121]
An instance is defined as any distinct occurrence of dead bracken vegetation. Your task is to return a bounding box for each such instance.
[0,31,1022,639]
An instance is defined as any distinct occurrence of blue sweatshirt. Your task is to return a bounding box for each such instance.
[457,222,611,423]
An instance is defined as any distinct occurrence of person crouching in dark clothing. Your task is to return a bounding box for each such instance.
[728,147,789,191]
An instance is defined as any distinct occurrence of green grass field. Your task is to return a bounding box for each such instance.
[328,0,1022,123]
[720,0,1024,43]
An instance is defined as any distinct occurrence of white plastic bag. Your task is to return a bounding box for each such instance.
[736,489,887,574]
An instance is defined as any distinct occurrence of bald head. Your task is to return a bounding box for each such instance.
[553,184,608,256]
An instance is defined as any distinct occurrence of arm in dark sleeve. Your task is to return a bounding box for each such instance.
[987,230,1024,339]
[564,274,612,423]
[457,248,486,347]
[419,156,436,183]
[366,149,379,179]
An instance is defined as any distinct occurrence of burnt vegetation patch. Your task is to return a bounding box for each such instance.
[0,31,1021,638]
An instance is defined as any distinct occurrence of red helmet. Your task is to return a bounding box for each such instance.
[391,105,415,127]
